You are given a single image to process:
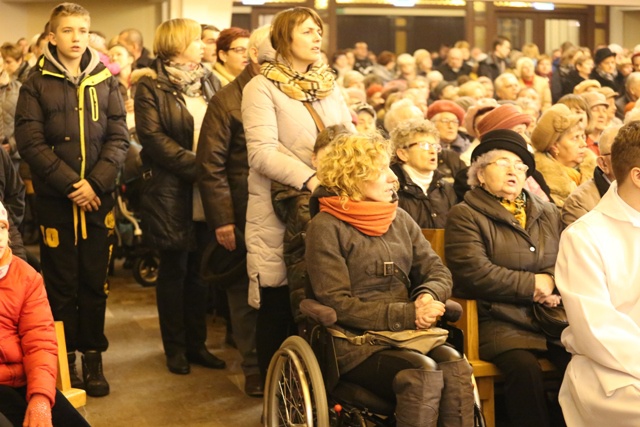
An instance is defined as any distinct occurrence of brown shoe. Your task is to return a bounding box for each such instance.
[244,373,264,398]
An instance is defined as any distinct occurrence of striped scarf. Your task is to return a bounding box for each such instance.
[260,60,335,102]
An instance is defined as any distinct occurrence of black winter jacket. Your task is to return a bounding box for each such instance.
[445,187,562,359]
[391,163,456,229]
[15,46,129,200]
[134,59,219,251]
[196,65,255,232]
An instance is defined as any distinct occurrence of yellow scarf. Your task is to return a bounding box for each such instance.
[498,192,527,229]
[564,165,582,186]
[260,60,335,102]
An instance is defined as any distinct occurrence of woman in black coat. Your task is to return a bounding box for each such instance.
[134,18,224,375]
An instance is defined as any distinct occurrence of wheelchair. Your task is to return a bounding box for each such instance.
[263,298,486,427]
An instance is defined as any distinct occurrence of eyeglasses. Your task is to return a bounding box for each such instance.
[487,158,529,173]
[227,46,247,54]
[405,141,442,152]
[601,152,611,156]
[433,119,458,126]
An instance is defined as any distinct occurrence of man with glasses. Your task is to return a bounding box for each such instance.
[427,100,471,155]
[390,118,457,228]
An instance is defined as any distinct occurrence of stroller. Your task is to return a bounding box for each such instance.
[111,136,160,287]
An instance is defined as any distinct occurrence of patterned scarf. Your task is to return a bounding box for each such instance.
[319,196,398,236]
[491,190,528,229]
[260,60,335,102]
[164,61,207,97]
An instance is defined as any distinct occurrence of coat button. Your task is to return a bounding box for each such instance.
[393,323,401,330]
[77,156,82,161]
[432,213,437,217]
[530,246,535,252]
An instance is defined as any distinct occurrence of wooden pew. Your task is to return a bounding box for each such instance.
[55,321,87,408]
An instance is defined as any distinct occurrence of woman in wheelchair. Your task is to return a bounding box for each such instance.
[305,133,475,427]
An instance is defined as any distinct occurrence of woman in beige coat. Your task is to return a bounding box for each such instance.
[241,7,353,381]
[531,104,597,208]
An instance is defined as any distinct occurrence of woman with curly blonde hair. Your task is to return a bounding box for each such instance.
[306,133,475,427]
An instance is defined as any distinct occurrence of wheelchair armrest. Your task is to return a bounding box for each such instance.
[300,299,337,327]
[443,299,463,323]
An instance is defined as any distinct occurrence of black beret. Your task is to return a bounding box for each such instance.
[471,129,535,177]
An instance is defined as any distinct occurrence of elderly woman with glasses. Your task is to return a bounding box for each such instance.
[212,27,250,87]
[445,129,570,427]
[390,118,457,228]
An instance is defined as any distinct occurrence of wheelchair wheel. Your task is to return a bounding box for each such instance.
[264,336,329,427]
[132,253,159,287]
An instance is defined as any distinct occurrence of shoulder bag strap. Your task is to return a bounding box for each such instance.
[303,101,326,132]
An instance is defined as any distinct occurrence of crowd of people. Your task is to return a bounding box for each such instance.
[2,1,640,426]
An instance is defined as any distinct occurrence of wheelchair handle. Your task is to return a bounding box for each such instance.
[442,299,463,323]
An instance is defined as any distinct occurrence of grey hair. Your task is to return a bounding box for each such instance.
[467,150,498,188]
[390,118,440,156]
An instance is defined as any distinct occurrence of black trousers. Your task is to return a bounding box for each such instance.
[37,196,114,353]
[491,342,570,427]
[156,222,211,356]
[342,344,461,402]
[0,386,90,427]
[256,286,296,381]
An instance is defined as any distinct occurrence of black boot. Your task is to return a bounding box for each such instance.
[67,352,84,389]
[82,351,110,397]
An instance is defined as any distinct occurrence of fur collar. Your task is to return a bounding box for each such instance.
[130,67,157,85]
[534,150,597,208]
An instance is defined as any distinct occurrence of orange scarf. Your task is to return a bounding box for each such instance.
[319,196,398,236]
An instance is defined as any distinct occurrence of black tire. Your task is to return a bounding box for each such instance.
[264,336,328,427]
[132,254,159,287]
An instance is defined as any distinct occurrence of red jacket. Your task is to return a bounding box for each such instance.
[0,256,57,405]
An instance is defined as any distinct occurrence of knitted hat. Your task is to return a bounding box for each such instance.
[0,202,7,228]
[531,104,583,153]
[455,96,476,112]
[464,99,498,138]
[573,79,601,95]
[475,104,532,138]
[594,47,615,65]
[597,86,619,99]
[471,129,535,177]
[580,91,608,110]
[427,100,465,125]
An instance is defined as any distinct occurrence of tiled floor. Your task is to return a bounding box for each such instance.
[75,261,262,427]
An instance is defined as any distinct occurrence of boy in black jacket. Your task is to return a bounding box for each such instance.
[15,2,128,397]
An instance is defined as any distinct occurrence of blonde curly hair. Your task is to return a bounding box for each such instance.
[317,133,395,204]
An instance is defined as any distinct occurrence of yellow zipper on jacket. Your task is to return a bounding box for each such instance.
[73,67,112,243]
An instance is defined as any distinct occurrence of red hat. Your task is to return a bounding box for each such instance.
[427,100,465,125]
[366,84,384,99]
[475,104,532,138]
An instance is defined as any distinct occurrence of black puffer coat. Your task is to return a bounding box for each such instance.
[15,46,128,199]
[391,163,457,229]
[133,59,218,250]
[445,187,562,360]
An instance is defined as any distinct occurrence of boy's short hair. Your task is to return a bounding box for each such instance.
[153,18,201,62]
[612,121,640,185]
[49,3,90,33]
[314,124,350,154]
[0,43,23,61]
